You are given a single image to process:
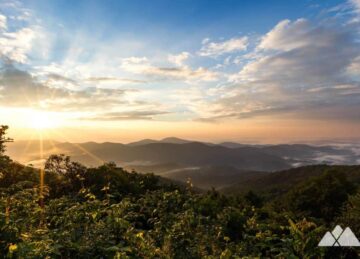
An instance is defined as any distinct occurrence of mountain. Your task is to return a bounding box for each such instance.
[127,139,158,146]
[8,140,291,171]
[77,142,290,171]
[7,138,359,191]
[218,142,250,149]
[162,165,268,189]
[127,137,203,146]
[221,165,360,195]
[160,137,193,144]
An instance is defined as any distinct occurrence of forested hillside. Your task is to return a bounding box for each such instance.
[1,126,360,258]
[222,165,360,196]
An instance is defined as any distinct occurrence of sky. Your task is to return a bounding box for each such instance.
[0,0,360,143]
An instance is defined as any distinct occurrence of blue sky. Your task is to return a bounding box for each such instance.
[21,0,343,59]
[0,0,359,143]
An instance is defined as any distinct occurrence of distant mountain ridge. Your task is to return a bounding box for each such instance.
[71,141,290,171]
[127,137,210,146]
[8,137,359,166]
[7,137,359,190]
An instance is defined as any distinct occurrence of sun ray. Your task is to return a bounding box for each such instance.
[38,130,45,226]
[47,138,59,154]
[26,110,60,130]
[19,132,36,162]
[48,128,104,165]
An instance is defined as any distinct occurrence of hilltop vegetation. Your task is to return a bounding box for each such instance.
[222,165,360,196]
[1,126,360,258]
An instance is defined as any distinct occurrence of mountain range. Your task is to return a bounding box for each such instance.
[7,137,360,190]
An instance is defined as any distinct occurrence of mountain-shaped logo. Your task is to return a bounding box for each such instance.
[318,225,360,247]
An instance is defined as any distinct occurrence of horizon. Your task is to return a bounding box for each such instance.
[7,134,360,146]
[1,0,360,143]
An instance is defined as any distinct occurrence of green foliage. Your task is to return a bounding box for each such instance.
[0,126,360,257]
[0,125,12,169]
[339,192,360,234]
[244,190,263,208]
[0,126,12,155]
[285,170,356,222]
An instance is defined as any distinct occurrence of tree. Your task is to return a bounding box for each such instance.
[286,170,356,222]
[0,125,13,168]
[44,154,87,194]
[244,190,263,208]
[339,192,360,234]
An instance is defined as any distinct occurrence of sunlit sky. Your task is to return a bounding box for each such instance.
[0,0,360,143]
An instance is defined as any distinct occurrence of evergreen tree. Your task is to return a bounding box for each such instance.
[0,125,12,168]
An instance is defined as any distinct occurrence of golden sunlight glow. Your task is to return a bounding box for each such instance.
[25,110,60,130]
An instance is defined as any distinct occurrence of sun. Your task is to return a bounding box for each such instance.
[26,110,60,130]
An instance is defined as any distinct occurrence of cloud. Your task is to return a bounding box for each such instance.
[201,38,210,44]
[81,110,169,121]
[196,97,360,123]
[1,1,359,126]
[168,52,190,66]
[0,27,36,63]
[0,8,40,63]
[0,14,7,30]
[55,88,133,110]
[171,86,231,120]
[151,66,217,81]
[0,64,68,106]
[47,73,77,84]
[233,56,243,65]
[195,18,360,122]
[347,56,360,78]
[257,18,356,53]
[0,64,144,112]
[235,19,359,86]
[85,77,146,84]
[198,37,248,57]
[258,19,313,51]
[351,0,360,14]
[121,56,217,81]
[120,56,149,73]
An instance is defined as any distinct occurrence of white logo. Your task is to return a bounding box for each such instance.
[318,225,360,247]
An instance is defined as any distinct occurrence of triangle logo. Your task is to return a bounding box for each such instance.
[318,231,336,246]
[318,225,360,247]
[337,227,360,246]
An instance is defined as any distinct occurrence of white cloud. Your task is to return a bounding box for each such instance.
[0,27,36,63]
[233,19,358,85]
[258,19,335,51]
[201,37,210,44]
[233,56,242,65]
[350,0,360,23]
[0,14,7,30]
[121,56,217,82]
[0,4,43,63]
[347,56,360,78]
[0,64,157,116]
[168,52,190,66]
[351,0,360,13]
[81,110,169,121]
[224,56,231,65]
[201,17,360,122]
[1,0,359,124]
[120,56,150,74]
[198,37,248,57]
[172,86,221,119]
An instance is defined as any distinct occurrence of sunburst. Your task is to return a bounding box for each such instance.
[25,110,59,130]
